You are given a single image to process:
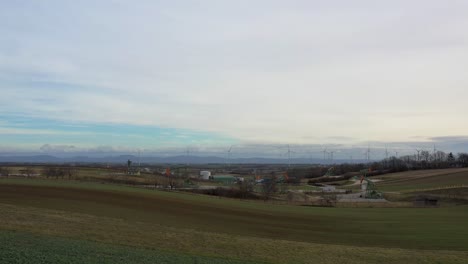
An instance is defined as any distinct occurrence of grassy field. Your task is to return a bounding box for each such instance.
[1,178,468,263]
[335,168,468,192]
[374,168,468,192]
[0,230,253,264]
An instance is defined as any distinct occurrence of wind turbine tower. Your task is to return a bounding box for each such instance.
[321,147,328,163]
[226,145,234,167]
[329,150,336,162]
[415,148,422,162]
[365,145,371,162]
[285,144,295,168]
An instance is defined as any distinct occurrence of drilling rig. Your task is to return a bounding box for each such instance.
[359,168,382,199]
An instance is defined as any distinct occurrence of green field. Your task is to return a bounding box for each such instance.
[0,231,252,264]
[1,177,468,263]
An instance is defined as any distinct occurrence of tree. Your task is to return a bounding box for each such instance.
[433,151,446,162]
[447,152,456,164]
[458,153,468,167]
[261,173,278,201]
[162,174,183,190]
[0,167,10,177]
[43,167,63,179]
[24,167,37,178]
[237,179,254,199]
[64,167,77,179]
[421,151,430,162]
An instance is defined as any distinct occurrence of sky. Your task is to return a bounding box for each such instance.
[1,1,468,159]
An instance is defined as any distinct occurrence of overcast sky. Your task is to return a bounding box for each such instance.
[1,1,468,157]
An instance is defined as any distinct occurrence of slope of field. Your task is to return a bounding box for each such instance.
[375,168,468,192]
[0,230,252,264]
[1,178,468,263]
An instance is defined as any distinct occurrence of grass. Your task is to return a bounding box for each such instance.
[1,178,468,263]
[0,230,254,264]
[384,187,468,205]
[375,168,468,192]
[332,168,468,192]
[1,203,467,264]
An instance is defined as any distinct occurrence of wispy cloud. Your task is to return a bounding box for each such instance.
[1,1,468,151]
[0,127,91,136]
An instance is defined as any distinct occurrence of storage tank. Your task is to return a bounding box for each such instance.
[199,170,211,180]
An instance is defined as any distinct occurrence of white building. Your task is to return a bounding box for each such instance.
[199,170,211,180]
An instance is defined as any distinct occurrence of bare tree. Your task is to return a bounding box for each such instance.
[43,167,63,179]
[261,173,278,201]
[421,151,430,162]
[319,192,338,207]
[458,153,468,167]
[0,167,10,177]
[448,152,456,164]
[162,175,183,190]
[237,179,254,199]
[24,167,37,178]
[64,167,77,179]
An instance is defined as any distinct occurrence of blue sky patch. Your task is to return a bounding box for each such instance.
[0,114,237,151]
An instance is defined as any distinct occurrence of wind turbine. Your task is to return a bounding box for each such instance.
[415,148,422,162]
[432,144,437,162]
[321,147,328,163]
[226,145,234,167]
[285,144,295,168]
[328,150,336,162]
[364,144,371,162]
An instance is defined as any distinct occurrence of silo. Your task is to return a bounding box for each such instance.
[199,170,211,180]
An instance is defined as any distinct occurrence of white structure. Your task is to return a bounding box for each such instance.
[199,170,211,180]
[361,181,368,191]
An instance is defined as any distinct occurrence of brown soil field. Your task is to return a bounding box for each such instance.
[1,180,468,251]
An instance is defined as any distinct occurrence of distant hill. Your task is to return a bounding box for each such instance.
[0,154,367,165]
[0,155,62,163]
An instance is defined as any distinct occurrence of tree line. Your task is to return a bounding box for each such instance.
[371,151,468,172]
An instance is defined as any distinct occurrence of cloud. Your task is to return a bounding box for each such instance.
[40,144,76,153]
[1,1,468,146]
[430,136,468,143]
[0,128,59,135]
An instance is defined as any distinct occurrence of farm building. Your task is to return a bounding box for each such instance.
[211,175,237,185]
